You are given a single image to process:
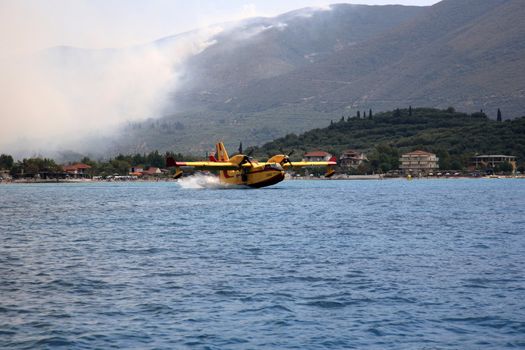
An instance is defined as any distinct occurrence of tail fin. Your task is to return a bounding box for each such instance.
[166,156,177,168]
[209,153,218,162]
[325,156,337,178]
[215,142,229,161]
[166,155,183,179]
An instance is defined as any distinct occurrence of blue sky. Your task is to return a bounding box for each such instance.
[1,0,440,56]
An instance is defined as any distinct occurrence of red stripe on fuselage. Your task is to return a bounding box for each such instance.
[222,170,234,178]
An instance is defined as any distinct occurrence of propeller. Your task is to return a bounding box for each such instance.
[238,154,253,169]
[279,149,294,167]
[238,143,255,168]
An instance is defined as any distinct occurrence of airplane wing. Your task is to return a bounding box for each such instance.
[261,156,337,177]
[172,161,250,170]
[281,161,337,168]
[263,155,337,168]
[167,157,251,170]
[279,156,337,168]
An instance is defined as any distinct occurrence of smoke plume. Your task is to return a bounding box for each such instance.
[0,27,221,158]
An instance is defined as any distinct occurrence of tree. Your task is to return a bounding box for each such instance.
[363,111,367,118]
[436,149,451,170]
[497,108,502,122]
[0,154,14,170]
[356,111,361,118]
[368,144,400,173]
[393,108,401,118]
[369,109,373,118]
[10,157,61,176]
[146,150,165,168]
[408,105,412,116]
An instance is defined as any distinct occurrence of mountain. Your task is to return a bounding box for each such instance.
[176,4,425,101]
[229,0,525,115]
[112,4,427,153]
[113,0,525,155]
[30,1,525,156]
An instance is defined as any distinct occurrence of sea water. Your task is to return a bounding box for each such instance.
[1,179,524,349]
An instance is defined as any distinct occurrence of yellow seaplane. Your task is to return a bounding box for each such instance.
[166,142,337,188]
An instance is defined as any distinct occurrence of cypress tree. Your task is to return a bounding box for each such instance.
[408,105,412,116]
[393,108,401,118]
[363,111,367,118]
[369,109,373,118]
[357,111,361,118]
[497,108,502,122]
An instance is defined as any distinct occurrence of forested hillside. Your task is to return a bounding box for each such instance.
[253,108,525,171]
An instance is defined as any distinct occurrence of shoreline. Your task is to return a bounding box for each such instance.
[1,175,524,184]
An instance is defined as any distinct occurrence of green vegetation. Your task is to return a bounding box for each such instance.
[2,151,192,179]
[0,154,14,170]
[2,107,524,179]
[9,157,62,176]
[253,107,525,173]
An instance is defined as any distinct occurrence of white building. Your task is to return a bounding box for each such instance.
[339,150,367,168]
[399,150,439,175]
[471,155,516,171]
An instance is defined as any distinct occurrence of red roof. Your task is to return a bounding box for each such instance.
[304,151,330,157]
[62,163,92,171]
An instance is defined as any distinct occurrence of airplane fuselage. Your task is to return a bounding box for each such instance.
[220,162,285,188]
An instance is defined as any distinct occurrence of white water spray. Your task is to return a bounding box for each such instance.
[176,173,231,189]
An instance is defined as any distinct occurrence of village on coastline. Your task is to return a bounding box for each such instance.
[0,149,520,183]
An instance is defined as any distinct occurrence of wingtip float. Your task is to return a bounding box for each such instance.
[166,142,337,188]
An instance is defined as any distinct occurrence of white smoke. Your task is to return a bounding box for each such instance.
[0,26,222,157]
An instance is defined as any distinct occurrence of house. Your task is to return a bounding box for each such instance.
[62,163,92,178]
[303,151,332,162]
[129,166,144,173]
[339,150,367,168]
[129,166,144,176]
[399,150,439,175]
[470,155,516,172]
